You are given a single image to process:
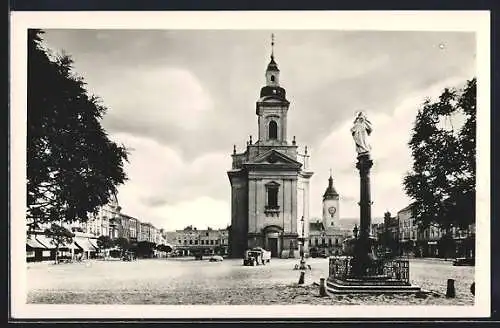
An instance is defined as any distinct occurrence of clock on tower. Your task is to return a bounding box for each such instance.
[322,171,339,228]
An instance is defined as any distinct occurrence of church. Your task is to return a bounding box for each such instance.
[227,38,314,258]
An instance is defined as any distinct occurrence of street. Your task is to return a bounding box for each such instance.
[27,257,474,305]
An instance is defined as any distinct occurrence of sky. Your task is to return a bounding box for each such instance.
[40,29,476,232]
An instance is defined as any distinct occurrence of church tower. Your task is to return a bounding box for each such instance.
[228,35,313,258]
[322,171,340,229]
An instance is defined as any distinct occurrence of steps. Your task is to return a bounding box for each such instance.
[326,277,421,294]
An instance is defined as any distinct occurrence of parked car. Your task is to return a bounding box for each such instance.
[318,248,328,258]
[209,255,224,262]
[251,247,271,263]
[310,247,328,258]
[243,248,271,266]
[453,257,475,266]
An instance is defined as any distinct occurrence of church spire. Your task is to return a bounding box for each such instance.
[266,33,280,75]
[323,170,339,200]
[271,33,275,60]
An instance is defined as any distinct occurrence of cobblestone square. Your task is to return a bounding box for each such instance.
[27,257,474,305]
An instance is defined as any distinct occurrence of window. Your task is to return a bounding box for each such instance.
[184,240,187,245]
[315,238,318,246]
[210,240,214,245]
[195,240,198,245]
[270,75,275,82]
[215,240,219,245]
[268,120,278,139]
[268,188,278,208]
[266,181,280,210]
[331,222,334,226]
[189,240,193,245]
[328,239,332,246]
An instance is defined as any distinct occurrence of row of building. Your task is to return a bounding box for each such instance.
[70,194,168,246]
[165,226,229,256]
[26,194,171,262]
[371,204,476,258]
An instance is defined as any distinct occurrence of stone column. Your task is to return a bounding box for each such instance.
[353,153,374,276]
[356,153,373,240]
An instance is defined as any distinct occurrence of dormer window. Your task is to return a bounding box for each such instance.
[269,120,278,140]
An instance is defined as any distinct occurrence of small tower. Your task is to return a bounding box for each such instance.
[322,170,340,229]
[256,34,289,145]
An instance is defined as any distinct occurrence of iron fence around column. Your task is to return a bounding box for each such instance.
[328,256,353,280]
[328,256,410,283]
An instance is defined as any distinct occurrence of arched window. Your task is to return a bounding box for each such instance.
[269,120,278,140]
[270,75,275,82]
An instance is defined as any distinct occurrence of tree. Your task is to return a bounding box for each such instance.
[404,78,476,232]
[44,223,75,264]
[114,237,130,256]
[97,235,113,251]
[137,240,156,258]
[27,29,128,230]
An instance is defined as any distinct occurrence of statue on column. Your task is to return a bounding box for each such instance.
[351,111,372,155]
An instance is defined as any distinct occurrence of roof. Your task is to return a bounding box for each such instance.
[309,221,325,231]
[266,57,280,72]
[323,174,339,199]
[398,203,416,214]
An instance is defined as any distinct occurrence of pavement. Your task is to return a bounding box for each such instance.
[26,257,474,305]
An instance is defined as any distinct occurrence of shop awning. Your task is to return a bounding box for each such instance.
[35,235,77,249]
[74,237,97,252]
[35,235,56,249]
[88,238,99,249]
[62,240,78,250]
[26,237,47,249]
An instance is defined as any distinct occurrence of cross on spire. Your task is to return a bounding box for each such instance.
[271,33,275,59]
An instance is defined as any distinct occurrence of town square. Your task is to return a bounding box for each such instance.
[27,257,474,305]
[13,12,488,316]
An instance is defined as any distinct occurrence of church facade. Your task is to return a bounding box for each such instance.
[227,42,313,258]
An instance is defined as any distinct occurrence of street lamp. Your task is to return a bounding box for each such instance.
[295,216,309,270]
[300,216,305,261]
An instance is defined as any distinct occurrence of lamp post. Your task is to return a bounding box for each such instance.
[300,216,306,266]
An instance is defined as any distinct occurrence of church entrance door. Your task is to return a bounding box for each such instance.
[268,238,278,258]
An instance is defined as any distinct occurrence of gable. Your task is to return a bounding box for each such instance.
[248,149,302,167]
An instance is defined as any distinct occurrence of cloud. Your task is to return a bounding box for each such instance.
[108,133,231,230]
[309,75,474,219]
[39,29,476,231]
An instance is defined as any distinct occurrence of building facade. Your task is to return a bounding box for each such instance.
[395,203,475,258]
[308,174,352,256]
[227,42,313,258]
[167,228,229,256]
